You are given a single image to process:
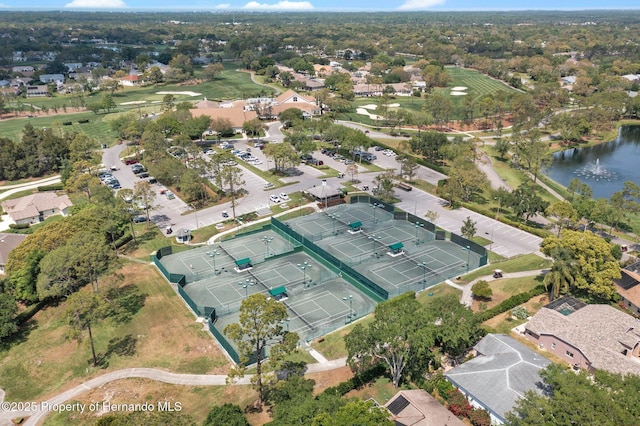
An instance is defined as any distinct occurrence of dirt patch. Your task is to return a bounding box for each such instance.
[482,293,549,330]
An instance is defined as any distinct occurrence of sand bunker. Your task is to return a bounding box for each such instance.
[451,86,468,91]
[120,101,147,105]
[361,104,378,110]
[450,91,468,96]
[156,91,202,97]
[356,108,383,120]
[388,103,400,108]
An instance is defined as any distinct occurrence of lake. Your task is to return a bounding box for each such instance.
[544,125,640,200]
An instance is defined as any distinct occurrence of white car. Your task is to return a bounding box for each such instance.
[250,159,263,165]
[279,192,290,201]
[269,194,281,203]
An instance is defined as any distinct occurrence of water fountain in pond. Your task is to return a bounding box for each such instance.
[575,158,617,182]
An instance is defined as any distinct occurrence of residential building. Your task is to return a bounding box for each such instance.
[25,85,49,97]
[191,105,258,133]
[1,193,73,226]
[445,334,550,425]
[385,389,465,426]
[0,233,27,275]
[524,303,640,376]
[39,74,64,84]
[614,262,640,315]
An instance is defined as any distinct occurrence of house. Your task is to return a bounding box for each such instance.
[119,74,140,87]
[1,193,73,226]
[25,85,49,97]
[385,389,465,426]
[304,79,325,91]
[305,181,344,205]
[0,233,27,275]
[191,107,258,134]
[524,303,640,376]
[445,334,550,425]
[615,262,640,315]
[39,74,64,84]
[11,65,34,75]
[271,89,320,118]
[63,62,83,71]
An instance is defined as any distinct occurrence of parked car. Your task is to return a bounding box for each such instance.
[133,216,147,223]
[222,211,229,218]
[269,194,281,203]
[204,149,215,155]
[147,177,157,184]
[264,182,274,189]
[279,192,290,201]
[138,172,150,179]
[166,191,175,200]
[110,165,119,171]
[124,158,139,165]
[254,142,264,148]
[374,146,384,151]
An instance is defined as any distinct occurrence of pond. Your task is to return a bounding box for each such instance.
[544,126,640,199]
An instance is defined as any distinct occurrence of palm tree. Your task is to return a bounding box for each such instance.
[544,247,575,300]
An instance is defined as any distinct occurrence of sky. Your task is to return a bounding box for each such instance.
[0,0,638,11]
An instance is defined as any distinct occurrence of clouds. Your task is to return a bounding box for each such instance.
[64,0,126,7]
[398,0,445,10]
[243,0,313,10]
[215,3,231,8]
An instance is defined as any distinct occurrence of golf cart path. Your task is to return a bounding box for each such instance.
[0,356,347,426]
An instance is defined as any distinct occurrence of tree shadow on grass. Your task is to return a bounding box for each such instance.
[95,334,138,368]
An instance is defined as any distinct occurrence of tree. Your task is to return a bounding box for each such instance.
[425,210,439,223]
[203,403,249,426]
[279,108,304,128]
[63,289,107,366]
[345,295,433,387]
[471,280,492,300]
[541,230,620,300]
[313,400,393,426]
[495,137,510,160]
[224,293,299,408]
[543,246,575,300]
[441,160,488,206]
[263,142,299,172]
[423,294,483,357]
[545,201,578,237]
[133,181,157,229]
[219,162,245,223]
[460,216,477,239]
[507,184,549,221]
[373,170,396,203]
[346,163,359,183]
[506,364,640,426]
[203,63,224,81]
[0,290,18,342]
[101,93,116,113]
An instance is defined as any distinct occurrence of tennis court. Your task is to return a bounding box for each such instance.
[211,278,376,343]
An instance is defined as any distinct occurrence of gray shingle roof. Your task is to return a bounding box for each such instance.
[445,334,550,423]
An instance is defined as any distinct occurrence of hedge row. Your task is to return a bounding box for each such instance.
[37,183,64,191]
[322,364,387,397]
[8,223,30,230]
[475,284,547,323]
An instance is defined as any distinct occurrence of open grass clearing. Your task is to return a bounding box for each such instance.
[471,275,543,313]
[43,379,255,426]
[0,263,230,402]
[346,376,412,407]
[311,315,374,360]
[459,253,551,284]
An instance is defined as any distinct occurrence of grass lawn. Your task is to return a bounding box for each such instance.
[0,263,230,403]
[482,292,550,334]
[471,275,543,313]
[311,315,374,360]
[416,282,461,305]
[459,253,551,284]
[43,381,255,426]
[122,227,192,260]
[346,376,412,406]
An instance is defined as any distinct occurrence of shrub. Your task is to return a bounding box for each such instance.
[475,285,546,322]
[9,223,30,230]
[472,280,492,300]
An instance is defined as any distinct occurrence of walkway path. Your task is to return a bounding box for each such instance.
[446,268,549,307]
[0,353,347,426]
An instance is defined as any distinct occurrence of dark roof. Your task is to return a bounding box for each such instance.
[387,394,410,415]
[544,295,587,315]
[614,271,639,290]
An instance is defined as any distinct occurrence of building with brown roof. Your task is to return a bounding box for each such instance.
[190,107,258,133]
[385,389,465,426]
[524,304,640,376]
[0,233,27,275]
[614,263,640,316]
[1,193,73,226]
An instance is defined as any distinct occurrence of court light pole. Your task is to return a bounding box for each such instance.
[209,249,220,275]
[343,295,353,323]
[328,212,340,235]
[297,261,311,288]
[466,245,471,273]
[415,221,424,245]
[418,261,429,290]
[261,236,274,258]
[370,203,380,224]
[240,279,255,299]
[369,234,382,255]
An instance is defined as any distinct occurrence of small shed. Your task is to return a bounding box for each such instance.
[175,228,191,243]
[269,286,288,301]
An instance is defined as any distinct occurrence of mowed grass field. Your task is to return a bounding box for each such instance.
[343,67,519,125]
[3,62,274,143]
